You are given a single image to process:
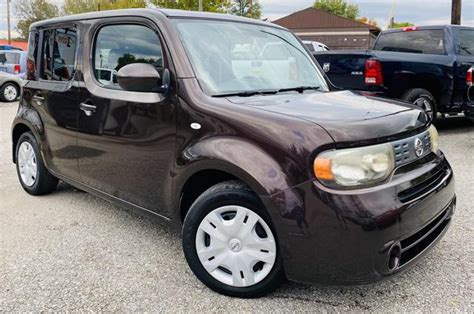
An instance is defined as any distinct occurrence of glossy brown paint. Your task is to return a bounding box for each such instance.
[12,9,455,285]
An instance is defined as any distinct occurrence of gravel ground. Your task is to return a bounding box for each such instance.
[1,101,473,311]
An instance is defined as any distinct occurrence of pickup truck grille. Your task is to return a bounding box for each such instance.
[392,130,432,166]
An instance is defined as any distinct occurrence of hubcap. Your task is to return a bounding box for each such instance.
[18,142,37,187]
[414,97,434,120]
[196,205,277,287]
[4,85,17,101]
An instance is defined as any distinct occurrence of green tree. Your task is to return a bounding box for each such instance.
[313,0,359,20]
[229,0,262,19]
[150,0,232,13]
[63,0,146,15]
[15,0,59,40]
[390,21,415,29]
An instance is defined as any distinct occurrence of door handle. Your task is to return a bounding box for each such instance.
[33,95,44,104]
[80,102,97,117]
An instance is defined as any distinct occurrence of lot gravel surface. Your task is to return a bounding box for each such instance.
[1,101,473,311]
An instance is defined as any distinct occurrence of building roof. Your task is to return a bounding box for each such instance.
[0,40,28,50]
[273,7,380,32]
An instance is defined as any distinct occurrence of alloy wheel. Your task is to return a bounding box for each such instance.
[195,205,277,287]
[414,97,434,120]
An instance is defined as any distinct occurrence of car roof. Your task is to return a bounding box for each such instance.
[31,8,285,30]
[381,24,473,34]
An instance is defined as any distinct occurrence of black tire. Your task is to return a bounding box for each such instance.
[0,82,19,102]
[182,180,285,298]
[401,88,437,121]
[15,132,58,195]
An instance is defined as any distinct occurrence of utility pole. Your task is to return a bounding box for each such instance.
[198,0,203,11]
[387,0,398,29]
[451,0,461,25]
[7,0,11,44]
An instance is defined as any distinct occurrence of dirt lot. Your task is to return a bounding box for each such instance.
[1,101,473,311]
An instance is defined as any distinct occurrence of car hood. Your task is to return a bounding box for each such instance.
[228,90,429,145]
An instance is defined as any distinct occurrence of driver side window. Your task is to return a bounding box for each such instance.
[93,24,163,89]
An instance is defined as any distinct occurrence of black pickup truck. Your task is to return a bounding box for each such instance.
[313,25,474,121]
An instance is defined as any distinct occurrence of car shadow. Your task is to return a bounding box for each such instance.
[434,115,473,134]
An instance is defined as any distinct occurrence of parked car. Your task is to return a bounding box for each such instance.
[0,50,28,79]
[0,71,21,102]
[12,9,455,298]
[0,44,23,51]
[303,40,329,52]
[313,25,474,121]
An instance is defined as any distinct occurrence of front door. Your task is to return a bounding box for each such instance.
[76,20,177,216]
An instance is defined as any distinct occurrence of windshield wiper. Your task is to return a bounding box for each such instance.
[460,46,472,55]
[278,86,321,93]
[212,89,278,97]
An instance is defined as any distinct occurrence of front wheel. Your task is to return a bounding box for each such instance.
[401,88,437,121]
[182,181,284,298]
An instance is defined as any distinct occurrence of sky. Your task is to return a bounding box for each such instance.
[0,0,473,38]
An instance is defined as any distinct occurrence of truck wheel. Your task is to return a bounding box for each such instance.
[1,82,19,102]
[15,132,58,195]
[401,88,437,121]
[182,181,284,298]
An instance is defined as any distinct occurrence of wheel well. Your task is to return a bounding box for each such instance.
[2,80,20,93]
[179,170,242,222]
[12,123,31,163]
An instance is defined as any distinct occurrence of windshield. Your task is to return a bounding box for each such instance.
[174,19,328,96]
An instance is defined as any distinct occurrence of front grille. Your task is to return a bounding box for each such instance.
[398,164,449,203]
[392,130,432,166]
[399,200,454,266]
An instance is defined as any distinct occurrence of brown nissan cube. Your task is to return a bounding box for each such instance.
[12,9,456,297]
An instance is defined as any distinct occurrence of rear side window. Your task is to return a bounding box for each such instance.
[0,52,20,64]
[304,43,315,52]
[41,27,77,81]
[93,24,163,88]
[27,31,39,80]
[459,30,474,56]
[374,30,445,55]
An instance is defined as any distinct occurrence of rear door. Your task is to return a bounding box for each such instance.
[76,18,177,216]
[23,24,80,179]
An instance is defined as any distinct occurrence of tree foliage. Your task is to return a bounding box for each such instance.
[313,0,359,20]
[150,0,232,13]
[229,0,262,19]
[357,16,377,27]
[63,0,146,15]
[15,0,59,40]
[390,21,415,29]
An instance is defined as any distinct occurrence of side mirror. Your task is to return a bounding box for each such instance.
[117,63,170,94]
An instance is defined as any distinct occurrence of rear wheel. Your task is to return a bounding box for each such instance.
[401,88,437,121]
[182,181,284,298]
[0,82,19,102]
[15,132,58,195]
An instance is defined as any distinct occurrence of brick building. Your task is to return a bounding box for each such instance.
[272,7,381,50]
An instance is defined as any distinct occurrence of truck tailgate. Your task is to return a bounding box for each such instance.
[313,51,371,90]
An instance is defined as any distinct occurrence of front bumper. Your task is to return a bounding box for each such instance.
[262,152,455,285]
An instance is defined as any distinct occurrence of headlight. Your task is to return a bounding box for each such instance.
[428,124,439,153]
[314,143,394,188]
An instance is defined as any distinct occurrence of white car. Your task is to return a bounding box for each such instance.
[302,40,329,52]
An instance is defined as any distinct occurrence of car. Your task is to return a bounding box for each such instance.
[0,44,23,51]
[0,71,21,102]
[302,40,329,52]
[12,9,455,298]
[313,25,474,121]
[0,50,28,79]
